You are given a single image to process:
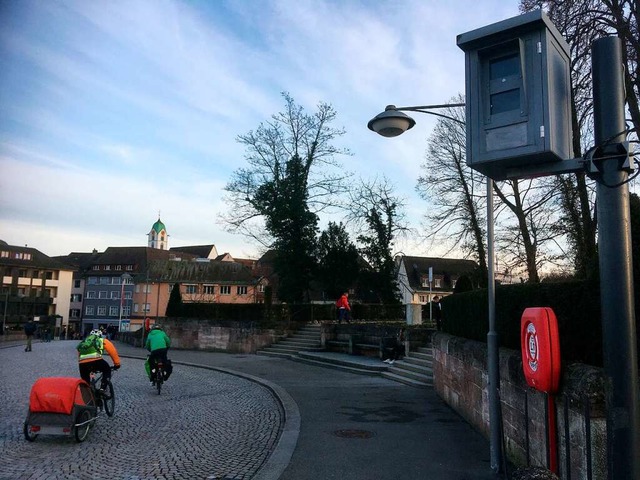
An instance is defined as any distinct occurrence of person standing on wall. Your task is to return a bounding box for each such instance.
[336,292,351,324]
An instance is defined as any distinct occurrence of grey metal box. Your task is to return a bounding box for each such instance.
[457,10,572,180]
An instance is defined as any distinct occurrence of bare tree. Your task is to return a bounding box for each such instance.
[221,92,351,246]
[493,178,565,283]
[416,97,488,284]
[519,0,639,278]
[345,176,409,303]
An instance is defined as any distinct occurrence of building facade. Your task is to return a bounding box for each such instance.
[0,240,74,336]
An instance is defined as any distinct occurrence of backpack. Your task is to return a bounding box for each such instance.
[76,334,103,355]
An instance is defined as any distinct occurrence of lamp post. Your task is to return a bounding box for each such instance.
[119,273,133,334]
[368,102,503,473]
[2,290,9,339]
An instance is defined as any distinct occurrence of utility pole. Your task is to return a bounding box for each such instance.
[592,36,640,480]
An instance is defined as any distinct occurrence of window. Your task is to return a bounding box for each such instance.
[203,285,215,295]
[85,306,95,316]
[0,251,8,258]
[126,265,133,271]
[97,306,107,316]
[18,269,27,278]
[110,291,120,299]
[99,291,108,299]
[70,309,80,318]
[92,265,100,271]
[237,286,247,295]
[124,291,132,300]
[133,304,139,313]
[434,279,442,288]
[88,277,98,285]
[109,306,119,316]
[257,285,265,293]
[122,306,131,316]
[74,279,81,288]
[115,265,122,271]
[71,294,82,302]
[45,271,54,280]
[86,291,96,299]
[185,285,198,294]
[32,270,40,278]
[143,303,150,312]
[419,295,427,303]
[99,277,109,285]
[220,286,231,295]
[104,265,111,271]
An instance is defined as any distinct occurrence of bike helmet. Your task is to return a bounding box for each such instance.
[89,329,103,338]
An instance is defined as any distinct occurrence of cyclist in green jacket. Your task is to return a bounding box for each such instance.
[145,324,171,385]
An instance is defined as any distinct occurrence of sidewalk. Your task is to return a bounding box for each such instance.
[117,342,496,480]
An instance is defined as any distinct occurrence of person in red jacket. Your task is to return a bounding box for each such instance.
[336,292,351,323]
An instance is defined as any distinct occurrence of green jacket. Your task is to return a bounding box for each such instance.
[145,329,171,352]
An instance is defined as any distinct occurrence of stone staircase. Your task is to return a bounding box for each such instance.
[258,323,322,358]
[258,324,434,388]
[381,346,434,388]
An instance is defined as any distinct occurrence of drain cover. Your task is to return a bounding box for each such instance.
[333,429,375,439]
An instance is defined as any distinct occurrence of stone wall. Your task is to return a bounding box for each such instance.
[161,318,283,354]
[432,333,607,480]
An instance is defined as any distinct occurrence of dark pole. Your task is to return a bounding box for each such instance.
[592,36,640,480]
[486,177,502,472]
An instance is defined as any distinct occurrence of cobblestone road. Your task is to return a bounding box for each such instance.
[0,341,284,480]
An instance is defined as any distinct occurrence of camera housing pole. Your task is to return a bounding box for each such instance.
[592,36,640,480]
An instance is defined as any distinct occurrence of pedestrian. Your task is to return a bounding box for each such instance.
[432,296,442,331]
[336,292,351,323]
[24,320,37,352]
[384,327,406,365]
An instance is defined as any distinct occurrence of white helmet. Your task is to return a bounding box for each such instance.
[90,329,102,338]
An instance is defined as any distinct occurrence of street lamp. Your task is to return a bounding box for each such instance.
[368,102,503,473]
[367,104,465,137]
[119,273,133,334]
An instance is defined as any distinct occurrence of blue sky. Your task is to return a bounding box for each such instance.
[0,0,520,259]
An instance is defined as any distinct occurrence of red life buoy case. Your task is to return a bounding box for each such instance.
[521,307,561,393]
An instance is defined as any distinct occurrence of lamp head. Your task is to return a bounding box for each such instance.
[367,105,416,137]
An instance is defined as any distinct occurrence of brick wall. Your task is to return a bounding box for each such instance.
[432,332,607,479]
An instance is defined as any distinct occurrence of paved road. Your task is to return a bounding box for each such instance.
[1,340,497,480]
[0,341,283,480]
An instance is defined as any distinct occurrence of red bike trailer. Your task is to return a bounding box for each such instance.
[24,377,97,443]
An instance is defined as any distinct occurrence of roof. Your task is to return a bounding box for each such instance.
[91,247,195,274]
[170,244,218,259]
[151,218,166,233]
[399,255,478,291]
[143,259,257,284]
[0,242,76,271]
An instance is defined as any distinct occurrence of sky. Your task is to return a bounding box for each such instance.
[0,0,521,260]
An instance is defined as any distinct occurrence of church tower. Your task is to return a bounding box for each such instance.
[148,216,168,250]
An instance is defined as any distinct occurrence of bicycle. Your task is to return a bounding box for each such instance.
[151,360,164,395]
[89,367,117,417]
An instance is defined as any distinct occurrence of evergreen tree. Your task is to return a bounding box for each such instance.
[317,222,360,300]
[165,282,182,317]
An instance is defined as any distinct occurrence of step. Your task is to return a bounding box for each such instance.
[381,371,432,388]
[403,356,433,369]
[387,363,433,383]
[297,352,388,373]
[278,337,320,345]
[416,347,434,356]
[393,359,433,375]
[260,346,303,355]
[257,350,295,360]
[292,356,381,376]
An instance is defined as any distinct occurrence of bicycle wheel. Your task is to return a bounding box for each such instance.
[74,410,92,442]
[156,368,163,395]
[23,422,38,442]
[102,381,115,417]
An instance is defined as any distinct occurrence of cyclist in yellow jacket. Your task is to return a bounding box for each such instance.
[78,329,121,389]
